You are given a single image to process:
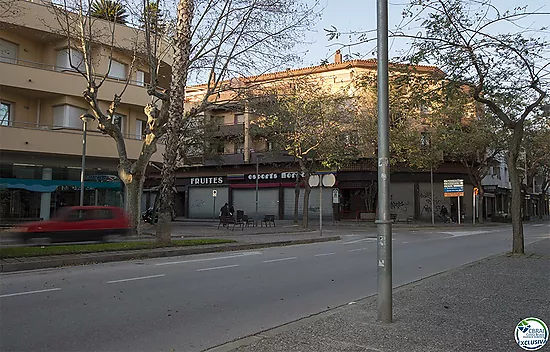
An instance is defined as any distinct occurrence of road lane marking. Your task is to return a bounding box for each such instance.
[314,252,335,257]
[0,288,61,298]
[196,264,239,272]
[441,230,490,237]
[106,274,165,284]
[262,257,297,263]
[343,238,376,245]
[156,252,262,266]
[532,224,544,227]
[348,248,367,252]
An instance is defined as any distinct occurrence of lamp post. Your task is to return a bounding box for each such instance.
[80,113,96,206]
[255,152,263,226]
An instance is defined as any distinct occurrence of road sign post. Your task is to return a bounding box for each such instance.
[308,174,336,237]
[212,189,217,220]
[444,179,464,224]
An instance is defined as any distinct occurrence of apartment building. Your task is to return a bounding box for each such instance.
[162,52,476,221]
[0,0,168,222]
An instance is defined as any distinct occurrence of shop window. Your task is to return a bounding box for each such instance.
[53,105,87,129]
[56,48,85,71]
[0,39,18,64]
[0,101,12,126]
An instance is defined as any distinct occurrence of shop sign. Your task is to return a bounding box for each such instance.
[190,177,224,185]
[248,173,279,180]
[280,172,305,179]
[85,175,119,182]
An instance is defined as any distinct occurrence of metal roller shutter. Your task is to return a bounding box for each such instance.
[283,187,303,219]
[188,186,229,218]
[283,187,333,219]
[232,188,279,219]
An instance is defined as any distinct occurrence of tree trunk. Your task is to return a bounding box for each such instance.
[293,173,300,224]
[155,0,194,244]
[124,177,143,236]
[303,179,311,228]
[508,123,525,254]
[478,189,484,224]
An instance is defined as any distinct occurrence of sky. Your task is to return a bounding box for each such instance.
[296,0,550,68]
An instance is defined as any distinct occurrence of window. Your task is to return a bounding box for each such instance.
[108,60,127,79]
[136,119,147,139]
[53,105,87,129]
[235,143,245,154]
[112,113,125,133]
[420,132,430,147]
[495,166,501,180]
[56,48,85,71]
[0,102,12,126]
[235,114,245,124]
[0,39,18,64]
[267,141,274,151]
[136,70,145,86]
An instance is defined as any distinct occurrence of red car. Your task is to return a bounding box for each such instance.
[15,206,131,243]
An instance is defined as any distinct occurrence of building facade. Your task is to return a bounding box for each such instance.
[147,52,477,222]
[0,0,168,223]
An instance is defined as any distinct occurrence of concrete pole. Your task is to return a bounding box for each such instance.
[319,183,323,237]
[376,0,393,323]
[80,120,88,206]
[255,154,259,225]
[458,196,461,224]
[430,165,434,225]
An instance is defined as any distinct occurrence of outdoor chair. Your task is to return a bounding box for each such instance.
[261,214,276,227]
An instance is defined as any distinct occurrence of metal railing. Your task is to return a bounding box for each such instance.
[3,120,146,141]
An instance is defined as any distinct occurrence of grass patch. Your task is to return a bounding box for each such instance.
[0,239,236,259]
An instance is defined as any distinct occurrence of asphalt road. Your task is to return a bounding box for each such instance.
[1,223,549,352]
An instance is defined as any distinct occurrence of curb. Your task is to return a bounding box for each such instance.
[0,236,340,273]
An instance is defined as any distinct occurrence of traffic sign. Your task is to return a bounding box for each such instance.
[444,179,464,197]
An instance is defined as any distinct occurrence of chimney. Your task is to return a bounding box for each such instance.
[334,50,343,64]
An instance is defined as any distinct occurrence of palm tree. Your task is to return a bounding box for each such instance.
[139,1,165,33]
[91,0,128,24]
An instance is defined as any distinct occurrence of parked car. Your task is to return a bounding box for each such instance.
[13,206,130,244]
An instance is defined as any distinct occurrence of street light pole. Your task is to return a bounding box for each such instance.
[255,153,260,226]
[79,113,95,206]
[376,0,393,323]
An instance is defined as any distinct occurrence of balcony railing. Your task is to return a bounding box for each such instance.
[0,56,164,89]
[4,120,146,141]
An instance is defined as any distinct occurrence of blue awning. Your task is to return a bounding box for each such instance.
[0,178,123,192]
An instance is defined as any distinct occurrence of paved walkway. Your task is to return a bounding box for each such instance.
[208,239,550,352]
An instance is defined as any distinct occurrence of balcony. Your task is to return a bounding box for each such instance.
[0,60,152,107]
[0,122,164,163]
[213,123,244,138]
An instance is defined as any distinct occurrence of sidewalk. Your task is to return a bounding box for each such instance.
[208,239,550,352]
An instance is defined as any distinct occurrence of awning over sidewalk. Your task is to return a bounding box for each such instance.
[0,178,123,192]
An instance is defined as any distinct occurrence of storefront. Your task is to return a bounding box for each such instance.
[0,176,123,222]
[181,171,337,220]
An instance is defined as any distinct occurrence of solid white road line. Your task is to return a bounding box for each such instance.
[196,264,239,272]
[262,257,297,263]
[343,238,376,245]
[156,252,262,266]
[106,274,165,284]
[348,248,367,252]
[0,288,61,298]
[532,224,544,227]
[314,252,336,257]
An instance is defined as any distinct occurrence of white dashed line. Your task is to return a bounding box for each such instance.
[314,252,335,257]
[0,288,61,298]
[196,264,240,272]
[262,257,297,263]
[156,252,262,266]
[348,248,367,252]
[106,274,165,284]
[343,238,376,245]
